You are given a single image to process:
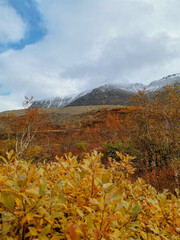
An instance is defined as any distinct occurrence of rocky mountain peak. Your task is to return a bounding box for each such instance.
[31,73,180,108]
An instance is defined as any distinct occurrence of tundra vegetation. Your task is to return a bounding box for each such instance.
[0,151,180,239]
[0,84,179,239]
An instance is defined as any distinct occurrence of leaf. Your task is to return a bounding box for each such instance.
[68,223,78,240]
[79,169,87,180]
[56,180,65,191]
[86,215,93,230]
[102,172,111,184]
[110,188,124,202]
[28,227,38,236]
[27,181,38,190]
[25,187,39,196]
[38,168,44,176]
[14,197,23,208]
[84,206,93,213]
[39,177,47,196]
[19,173,26,180]
[0,156,8,164]
[39,236,49,240]
[2,192,14,211]
[20,161,29,171]
[132,205,142,219]
[26,213,34,223]
[51,212,64,219]
[128,222,140,230]
[115,200,127,211]
[2,222,11,235]
[76,208,84,217]
[6,150,14,161]
[60,193,66,203]
[21,193,32,206]
[6,180,20,192]
[40,224,51,236]
[50,236,62,240]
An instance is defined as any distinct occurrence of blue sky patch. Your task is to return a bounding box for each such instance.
[0,0,47,53]
[0,84,10,96]
[0,91,11,96]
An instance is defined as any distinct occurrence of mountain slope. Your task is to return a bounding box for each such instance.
[30,97,74,108]
[31,73,180,108]
[30,91,90,108]
[67,85,135,106]
[146,73,180,92]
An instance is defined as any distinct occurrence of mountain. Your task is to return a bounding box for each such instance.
[30,91,90,108]
[67,85,135,106]
[30,97,74,108]
[146,73,180,92]
[31,73,180,108]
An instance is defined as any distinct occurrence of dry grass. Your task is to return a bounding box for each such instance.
[0,105,122,126]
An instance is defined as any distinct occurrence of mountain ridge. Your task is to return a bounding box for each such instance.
[31,73,180,108]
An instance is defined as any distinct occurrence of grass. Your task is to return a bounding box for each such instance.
[0,105,122,126]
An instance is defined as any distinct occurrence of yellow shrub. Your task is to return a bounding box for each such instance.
[0,151,179,239]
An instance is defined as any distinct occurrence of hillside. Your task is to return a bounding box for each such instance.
[68,85,134,106]
[0,105,121,126]
[0,84,179,194]
[30,73,180,108]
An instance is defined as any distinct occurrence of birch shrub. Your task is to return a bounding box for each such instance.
[0,151,179,239]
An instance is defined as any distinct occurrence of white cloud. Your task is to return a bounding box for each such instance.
[1,0,180,111]
[0,1,27,44]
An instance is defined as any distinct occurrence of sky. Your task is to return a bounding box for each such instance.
[0,0,180,111]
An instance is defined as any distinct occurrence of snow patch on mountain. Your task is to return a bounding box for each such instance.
[31,73,180,108]
[146,73,180,92]
[116,83,145,93]
[31,90,92,108]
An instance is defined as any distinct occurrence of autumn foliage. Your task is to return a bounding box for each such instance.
[0,85,179,195]
[0,107,51,160]
[0,151,179,239]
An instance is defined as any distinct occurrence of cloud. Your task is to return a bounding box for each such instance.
[0,1,26,44]
[0,94,22,112]
[1,0,180,111]
[63,32,180,87]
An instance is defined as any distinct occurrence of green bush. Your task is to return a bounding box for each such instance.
[103,141,142,161]
[103,142,123,159]
[75,141,88,152]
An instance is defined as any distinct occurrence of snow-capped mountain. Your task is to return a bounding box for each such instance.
[113,83,145,93]
[30,97,74,108]
[31,73,180,108]
[67,84,135,106]
[31,90,91,108]
[114,73,180,93]
[146,73,180,92]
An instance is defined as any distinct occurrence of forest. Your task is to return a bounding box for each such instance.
[0,84,179,239]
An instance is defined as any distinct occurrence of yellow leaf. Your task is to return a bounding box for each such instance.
[76,208,84,217]
[39,177,47,196]
[0,156,8,164]
[86,215,93,230]
[110,188,124,202]
[84,206,93,213]
[2,192,14,211]
[40,219,44,226]
[2,222,11,235]
[28,227,38,236]
[40,224,51,236]
[102,172,111,184]
[50,236,62,240]
[39,236,49,240]
[26,213,34,223]
[14,197,23,208]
